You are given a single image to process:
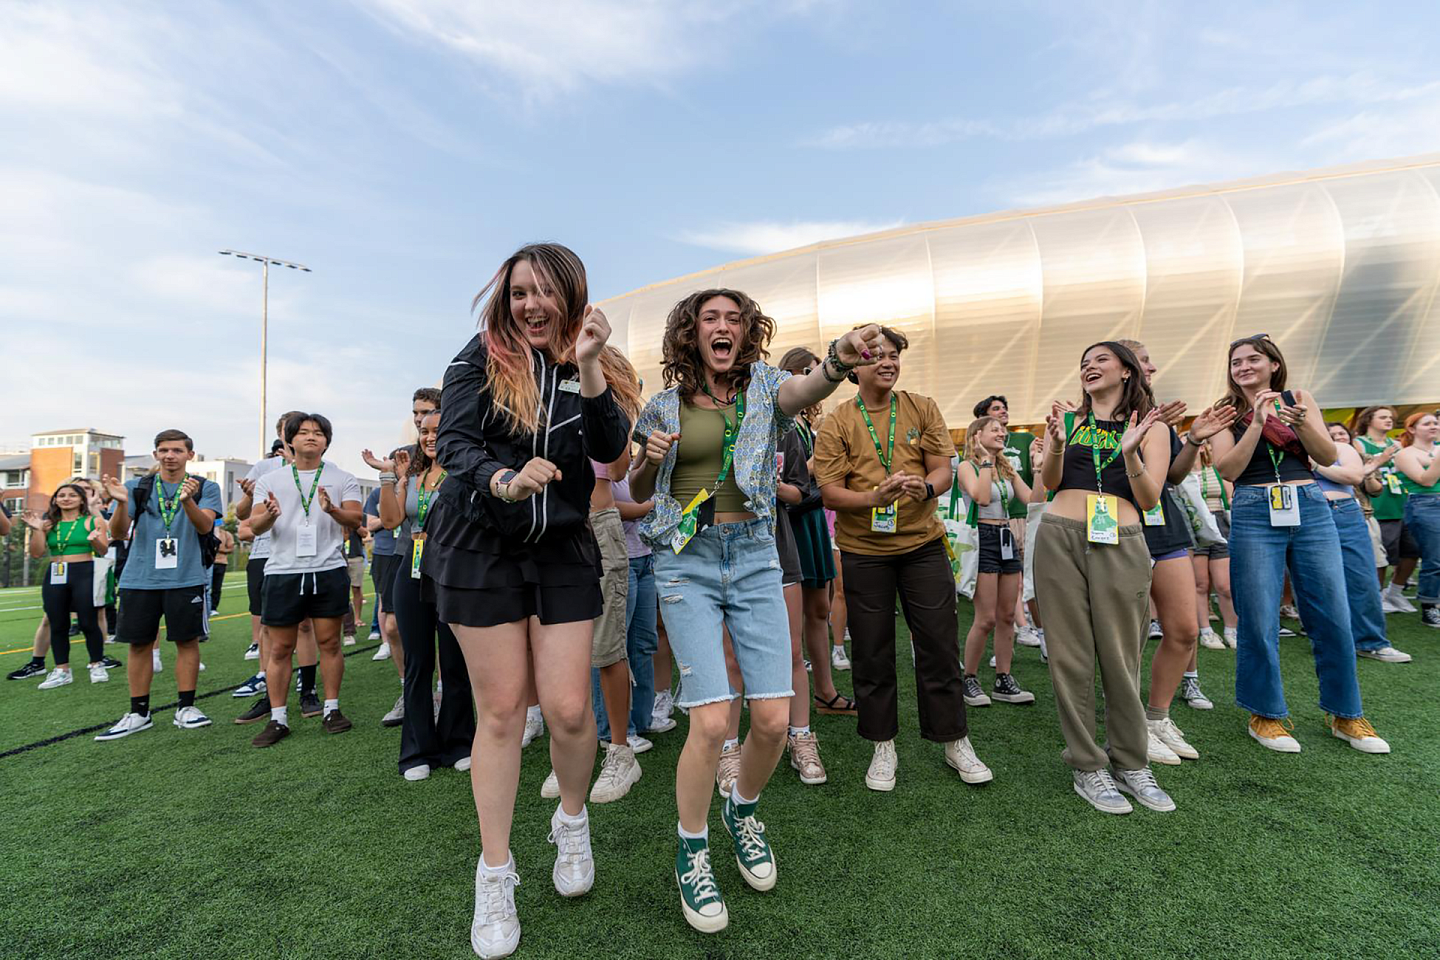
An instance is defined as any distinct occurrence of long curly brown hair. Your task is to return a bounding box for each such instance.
[661,288,774,400]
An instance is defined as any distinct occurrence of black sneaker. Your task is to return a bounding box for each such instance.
[962,675,992,707]
[234,695,272,724]
[7,661,47,680]
[991,672,1036,705]
[99,656,122,669]
[1423,606,1440,629]
[251,720,290,748]
[68,622,82,637]
[322,709,352,734]
[300,691,323,718]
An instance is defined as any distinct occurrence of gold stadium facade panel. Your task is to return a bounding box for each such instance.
[600,154,1440,426]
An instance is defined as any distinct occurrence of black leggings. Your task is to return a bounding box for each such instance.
[42,560,104,667]
[390,555,475,773]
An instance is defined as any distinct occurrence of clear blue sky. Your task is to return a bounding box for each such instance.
[4,0,1438,474]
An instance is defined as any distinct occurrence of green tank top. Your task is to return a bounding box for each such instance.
[1400,448,1440,495]
[1356,435,1406,519]
[670,402,748,514]
[47,515,99,557]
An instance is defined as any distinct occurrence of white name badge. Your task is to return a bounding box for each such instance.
[50,561,68,584]
[155,538,179,569]
[1267,484,1301,527]
[871,502,898,534]
[296,524,318,557]
[999,526,1015,561]
[558,379,581,393]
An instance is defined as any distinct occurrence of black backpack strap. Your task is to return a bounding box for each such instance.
[127,474,157,546]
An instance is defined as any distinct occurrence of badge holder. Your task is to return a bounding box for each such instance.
[1386,472,1403,495]
[871,499,898,534]
[296,523,319,557]
[410,533,425,579]
[1267,484,1301,527]
[1142,501,1166,526]
[671,490,715,554]
[155,537,179,570]
[50,561,68,584]
[1086,494,1120,545]
[999,526,1015,560]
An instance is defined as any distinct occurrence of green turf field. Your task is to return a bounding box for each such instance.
[1,571,1436,959]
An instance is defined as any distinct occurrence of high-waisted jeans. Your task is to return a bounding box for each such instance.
[1405,494,1440,605]
[1327,497,1388,653]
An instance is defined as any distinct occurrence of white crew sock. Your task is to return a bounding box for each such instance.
[270,706,288,726]
[722,737,739,752]
[323,698,339,718]
[678,821,708,841]
[556,803,588,825]
[1183,670,1199,680]
[479,853,514,875]
[730,785,758,807]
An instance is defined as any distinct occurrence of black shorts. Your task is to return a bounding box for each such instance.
[117,586,210,645]
[246,556,267,616]
[261,568,351,627]
[977,523,1023,575]
[1378,519,1421,565]
[371,553,400,614]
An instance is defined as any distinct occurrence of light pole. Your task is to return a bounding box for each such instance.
[218,250,311,459]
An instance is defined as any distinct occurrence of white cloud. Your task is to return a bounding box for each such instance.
[997,139,1263,208]
[676,218,905,256]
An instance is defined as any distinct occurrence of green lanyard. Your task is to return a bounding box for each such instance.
[52,518,83,554]
[1085,412,1125,494]
[1201,467,1230,510]
[857,394,897,475]
[700,384,746,488]
[1265,443,1285,485]
[156,476,187,532]
[416,469,447,532]
[292,462,323,518]
[796,418,814,455]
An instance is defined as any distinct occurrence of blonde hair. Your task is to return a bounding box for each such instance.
[964,417,1018,486]
[598,345,642,427]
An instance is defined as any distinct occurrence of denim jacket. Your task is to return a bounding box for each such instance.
[635,361,794,547]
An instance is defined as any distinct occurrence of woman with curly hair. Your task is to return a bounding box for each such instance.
[22,482,111,688]
[630,289,880,934]
[424,242,628,959]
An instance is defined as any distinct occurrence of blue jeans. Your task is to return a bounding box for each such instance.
[1230,483,1362,719]
[593,553,659,740]
[1405,494,1440,605]
[1329,497,1389,652]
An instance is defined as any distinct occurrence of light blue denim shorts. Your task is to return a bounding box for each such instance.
[653,518,794,708]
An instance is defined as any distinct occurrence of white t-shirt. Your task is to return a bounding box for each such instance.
[253,461,362,575]
[244,457,289,560]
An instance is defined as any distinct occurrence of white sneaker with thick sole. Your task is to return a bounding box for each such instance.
[1146,729,1183,765]
[404,764,431,781]
[88,664,110,683]
[1198,628,1225,650]
[647,716,678,734]
[651,689,674,726]
[173,705,212,729]
[945,736,994,784]
[830,645,851,670]
[627,733,653,755]
[94,711,153,741]
[1223,627,1238,648]
[1014,625,1042,647]
[38,668,73,690]
[521,711,544,748]
[471,859,520,959]
[548,805,595,896]
[865,739,898,792]
[540,768,560,799]
[589,742,641,804]
[1357,645,1412,663]
[1147,717,1199,760]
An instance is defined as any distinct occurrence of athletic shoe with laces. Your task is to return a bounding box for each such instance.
[1279,603,1300,620]
[548,804,595,896]
[381,695,405,727]
[1038,631,1048,663]
[716,742,742,797]
[787,731,827,785]
[94,711,153,741]
[371,642,391,661]
[243,642,260,661]
[1327,715,1390,754]
[1198,627,1225,650]
[675,835,727,933]
[1358,645,1412,663]
[1112,767,1176,812]
[1277,625,1298,638]
[540,768,560,799]
[991,672,1034,705]
[1249,714,1301,752]
[37,668,73,689]
[234,696,270,724]
[88,663,109,683]
[251,719,290,747]
[521,711,544,747]
[1383,583,1417,613]
[1014,624,1042,647]
[1147,716,1199,760]
[627,733,653,754]
[300,691,322,718]
[589,742,641,803]
[1146,728,1183,765]
[1223,626,1238,648]
[1180,676,1214,710]
[321,709,352,734]
[471,859,521,959]
[830,645,852,670]
[652,689,674,722]
[1072,768,1131,814]
[342,633,356,646]
[945,736,994,784]
[99,655,121,669]
[455,755,472,771]
[962,674,991,706]
[233,673,266,698]
[865,739,898,791]
[647,715,678,734]
[721,793,776,891]
[1421,606,1440,629]
[173,705,212,729]
[404,764,430,781]
[1148,619,1163,639]
[7,662,47,681]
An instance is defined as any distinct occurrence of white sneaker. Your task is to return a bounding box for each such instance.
[1112,767,1176,812]
[548,805,595,896]
[371,642,391,661]
[521,710,544,748]
[1146,728,1183,765]
[1073,768,1131,815]
[88,664,109,683]
[1014,625,1042,647]
[1380,591,1407,614]
[1148,619,1163,639]
[1279,603,1300,621]
[1223,626,1238,649]
[647,715,678,734]
[945,736,994,784]
[865,739,898,791]
[37,668,73,690]
[94,711,153,741]
[342,635,357,646]
[1384,584,1417,613]
[1198,628,1225,650]
[152,650,162,673]
[1147,716,1199,760]
[471,859,521,959]
[1357,645,1413,663]
[243,643,260,661]
[368,628,382,641]
[173,705,212,729]
[627,733,653,754]
[404,764,431,781]
[382,695,405,726]
[651,689,674,726]
[540,768,560,799]
[455,756,472,772]
[590,742,642,803]
[830,645,851,670]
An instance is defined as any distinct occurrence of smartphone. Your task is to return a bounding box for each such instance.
[1280,390,1296,407]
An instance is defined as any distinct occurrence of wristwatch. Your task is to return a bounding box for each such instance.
[494,469,518,503]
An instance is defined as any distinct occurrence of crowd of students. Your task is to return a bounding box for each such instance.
[5,241,1438,959]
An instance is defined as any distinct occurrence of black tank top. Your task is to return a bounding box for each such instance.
[1231,425,1314,486]
[1142,427,1194,556]
[1059,414,1137,507]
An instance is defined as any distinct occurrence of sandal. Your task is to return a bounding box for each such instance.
[814,693,858,716]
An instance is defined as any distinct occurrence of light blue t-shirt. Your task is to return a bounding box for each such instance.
[118,475,223,590]
[364,487,396,557]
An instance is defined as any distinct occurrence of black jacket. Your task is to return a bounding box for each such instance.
[433,334,629,544]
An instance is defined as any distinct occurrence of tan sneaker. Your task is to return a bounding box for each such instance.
[1249,714,1300,753]
[787,731,827,785]
[716,742,742,797]
[1327,715,1391,754]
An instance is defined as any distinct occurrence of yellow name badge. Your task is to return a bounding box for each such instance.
[1086,494,1120,544]
[1142,501,1165,526]
[871,501,898,534]
[410,534,425,579]
[671,488,711,554]
[1385,473,1402,495]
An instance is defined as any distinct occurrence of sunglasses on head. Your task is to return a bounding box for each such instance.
[1229,333,1270,348]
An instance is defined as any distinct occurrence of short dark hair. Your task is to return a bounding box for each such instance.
[284,413,333,447]
[153,429,193,451]
[847,325,908,384]
[973,395,1007,419]
[412,387,441,408]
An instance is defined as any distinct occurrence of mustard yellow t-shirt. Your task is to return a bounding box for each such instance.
[813,390,954,556]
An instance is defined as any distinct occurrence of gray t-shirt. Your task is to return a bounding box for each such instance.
[253,461,361,575]
[118,475,223,590]
[243,457,288,560]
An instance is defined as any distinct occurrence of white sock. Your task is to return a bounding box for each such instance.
[677,821,708,841]
[722,737,739,752]
[323,698,339,717]
[789,725,810,737]
[730,786,758,807]
[270,706,288,726]
[479,853,514,875]
[1183,670,1199,680]
[526,704,542,722]
[556,803,587,825]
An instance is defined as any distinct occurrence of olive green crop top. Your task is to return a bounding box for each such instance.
[669,403,749,513]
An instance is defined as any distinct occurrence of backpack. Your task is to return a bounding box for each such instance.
[130,474,221,568]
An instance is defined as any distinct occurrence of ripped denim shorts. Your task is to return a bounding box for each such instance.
[652,518,795,709]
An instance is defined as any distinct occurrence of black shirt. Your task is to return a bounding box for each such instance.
[1141,427,1195,556]
[1231,425,1315,487]
[1059,414,1138,507]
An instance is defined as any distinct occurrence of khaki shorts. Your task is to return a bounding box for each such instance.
[590,508,629,668]
[1367,516,1387,569]
[346,556,365,589]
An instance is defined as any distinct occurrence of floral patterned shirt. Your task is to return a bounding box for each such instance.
[634,361,794,547]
